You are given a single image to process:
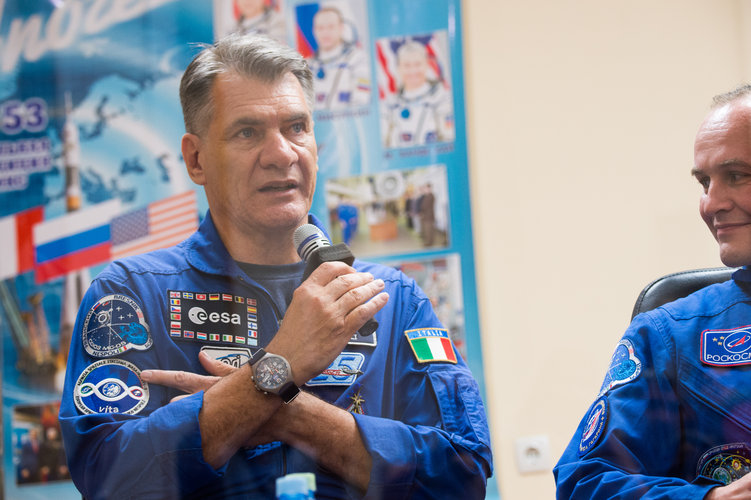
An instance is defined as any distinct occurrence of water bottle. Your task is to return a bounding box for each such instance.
[275,472,316,500]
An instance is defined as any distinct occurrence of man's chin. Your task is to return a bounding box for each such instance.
[719,247,751,268]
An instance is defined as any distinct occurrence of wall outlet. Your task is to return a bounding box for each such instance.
[514,435,552,474]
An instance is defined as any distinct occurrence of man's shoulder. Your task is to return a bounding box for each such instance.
[653,278,746,321]
[98,242,192,280]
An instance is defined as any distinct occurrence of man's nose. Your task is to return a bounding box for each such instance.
[259,131,298,169]
[702,181,733,216]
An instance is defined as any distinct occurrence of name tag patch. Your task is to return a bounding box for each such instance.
[200,346,252,368]
[306,352,365,386]
[598,339,642,396]
[168,290,259,347]
[701,325,751,367]
[82,294,152,358]
[74,359,149,415]
[405,328,457,364]
[697,442,751,485]
[578,396,608,456]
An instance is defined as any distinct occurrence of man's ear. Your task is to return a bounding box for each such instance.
[182,133,206,186]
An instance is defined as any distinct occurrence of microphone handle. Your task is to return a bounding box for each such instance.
[302,243,378,337]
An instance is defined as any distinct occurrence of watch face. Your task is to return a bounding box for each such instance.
[254,355,290,392]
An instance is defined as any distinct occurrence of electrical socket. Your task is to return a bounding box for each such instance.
[514,435,552,474]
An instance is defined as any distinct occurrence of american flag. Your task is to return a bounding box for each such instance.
[110,191,198,260]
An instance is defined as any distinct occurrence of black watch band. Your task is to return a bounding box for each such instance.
[278,382,300,404]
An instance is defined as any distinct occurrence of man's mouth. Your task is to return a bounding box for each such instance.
[260,182,297,193]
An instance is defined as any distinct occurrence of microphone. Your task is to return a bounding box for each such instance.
[293,224,378,337]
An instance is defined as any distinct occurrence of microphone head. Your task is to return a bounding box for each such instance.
[293,224,331,262]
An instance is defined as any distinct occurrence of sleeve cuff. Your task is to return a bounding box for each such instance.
[146,391,227,489]
[351,413,415,499]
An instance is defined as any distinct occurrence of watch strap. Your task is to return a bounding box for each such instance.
[278,381,300,404]
[250,348,267,366]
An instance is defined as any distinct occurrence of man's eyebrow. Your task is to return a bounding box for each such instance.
[691,159,751,177]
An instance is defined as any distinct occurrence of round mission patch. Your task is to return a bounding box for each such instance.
[697,443,751,485]
[82,294,152,358]
[578,396,608,456]
[74,358,149,415]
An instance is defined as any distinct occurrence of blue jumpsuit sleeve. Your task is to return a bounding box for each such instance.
[58,277,223,500]
[553,312,720,499]
[351,293,493,500]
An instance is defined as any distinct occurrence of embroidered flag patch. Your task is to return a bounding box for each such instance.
[405,328,457,364]
[74,358,149,415]
[168,290,259,347]
[701,325,751,366]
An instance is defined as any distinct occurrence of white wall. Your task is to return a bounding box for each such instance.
[463,1,749,498]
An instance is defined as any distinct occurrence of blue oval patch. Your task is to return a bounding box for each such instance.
[74,359,149,415]
[82,294,152,358]
[578,397,608,456]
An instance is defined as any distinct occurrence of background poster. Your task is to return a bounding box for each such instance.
[0,1,493,498]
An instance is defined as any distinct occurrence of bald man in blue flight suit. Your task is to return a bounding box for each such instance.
[58,33,492,499]
[555,85,751,499]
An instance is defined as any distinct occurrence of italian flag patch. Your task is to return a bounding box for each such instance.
[405,328,457,364]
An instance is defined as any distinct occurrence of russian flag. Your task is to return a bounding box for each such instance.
[33,200,121,283]
[0,206,44,280]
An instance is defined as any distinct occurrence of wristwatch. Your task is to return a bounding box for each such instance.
[249,349,300,404]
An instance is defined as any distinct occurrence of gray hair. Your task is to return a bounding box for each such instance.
[711,83,751,109]
[179,33,314,135]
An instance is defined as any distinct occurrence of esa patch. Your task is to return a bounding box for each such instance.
[578,397,608,456]
[82,294,152,358]
[74,359,149,415]
[306,352,365,386]
[405,328,457,364]
[200,346,252,368]
[701,325,751,367]
[598,339,642,396]
[168,290,259,347]
[697,443,751,485]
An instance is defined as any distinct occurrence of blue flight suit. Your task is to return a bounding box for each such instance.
[59,212,492,499]
[555,268,751,499]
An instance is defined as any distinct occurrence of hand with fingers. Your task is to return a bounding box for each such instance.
[265,260,389,385]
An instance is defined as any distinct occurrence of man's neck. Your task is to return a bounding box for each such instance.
[213,217,302,266]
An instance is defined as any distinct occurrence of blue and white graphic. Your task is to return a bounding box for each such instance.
[73,359,149,415]
[598,339,642,396]
[306,352,365,386]
[200,346,253,368]
[579,397,608,456]
[702,325,751,367]
[82,294,152,358]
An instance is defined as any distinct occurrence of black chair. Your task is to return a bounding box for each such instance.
[631,267,737,319]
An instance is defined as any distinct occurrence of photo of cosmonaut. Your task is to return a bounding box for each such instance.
[13,402,70,486]
[325,164,450,257]
[213,0,288,44]
[387,254,467,360]
[295,0,372,112]
[376,31,456,149]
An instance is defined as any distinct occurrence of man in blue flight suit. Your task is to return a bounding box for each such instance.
[555,85,751,499]
[58,33,492,499]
